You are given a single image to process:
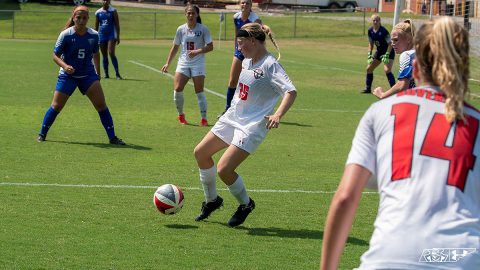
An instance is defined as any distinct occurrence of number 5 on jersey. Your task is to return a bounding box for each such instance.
[391,103,479,192]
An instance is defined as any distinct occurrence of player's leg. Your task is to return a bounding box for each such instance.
[384,56,395,87]
[224,57,242,112]
[99,42,110,78]
[192,75,208,126]
[38,75,75,142]
[361,59,381,93]
[38,91,70,142]
[193,131,230,221]
[217,145,255,227]
[84,79,125,145]
[173,71,190,124]
[108,39,121,79]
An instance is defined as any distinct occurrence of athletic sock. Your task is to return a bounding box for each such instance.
[199,166,218,202]
[98,107,115,140]
[225,87,236,110]
[174,91,184,115]
[386,72,396,87]
[111,55,120,76]
[39,106,59,137]
[196,91,207,119]
[228,175,250,205]
[366,73,374,90]
[102,57,109,76]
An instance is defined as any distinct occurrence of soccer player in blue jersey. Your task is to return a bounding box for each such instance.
[37,5,125,145]
[220,0,262,115]
[360,14,396,94]
[161,4,213,127]
[373,20,416,99]
[95,0,122,80]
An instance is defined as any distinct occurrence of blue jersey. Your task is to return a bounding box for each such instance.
[233,11,260,32]
[95,7,117,42]
[398,49,416,88]
[54,27,99,77]
[368,26,391,54]
[233,11,260,60]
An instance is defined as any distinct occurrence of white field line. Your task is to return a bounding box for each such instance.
[0,182,378,194]
[129,60,365,114]
[129,60,226,99]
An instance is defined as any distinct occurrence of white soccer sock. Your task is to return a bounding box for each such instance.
[228,175,250,205]
[174,91,184,115]
[199,165,218,202]
[196,91,207,119]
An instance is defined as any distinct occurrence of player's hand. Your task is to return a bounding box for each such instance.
[373,87,384,99]
[161,64,169,73]
[116,37,121,45]
[264,114,280,129]
[381,52,390,64]
[367,52,373,65]
[187,50,200,58]
[64,65,75,74]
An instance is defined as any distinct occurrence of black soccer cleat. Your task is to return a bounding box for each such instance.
[195,196,224,221]
[116,75,123,80]
[104,74,110,79]
[109,136,126,145]
[228,198,255,227]
[37,134,46,142]
[360,88,371,94]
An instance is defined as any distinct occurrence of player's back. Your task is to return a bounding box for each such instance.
[359,86,480,269]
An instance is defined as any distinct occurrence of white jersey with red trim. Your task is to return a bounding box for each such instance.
[173,23,212,68]
[218,54,296,137]
[347,86,480,269]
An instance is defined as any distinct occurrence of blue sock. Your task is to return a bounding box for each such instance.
[39,107,59,137]
[366,73,373,90]
[98,107,115,140]
[111,56,120,76]
[386,72,396,87]
[225,87,236,110]
[103,57,109,77]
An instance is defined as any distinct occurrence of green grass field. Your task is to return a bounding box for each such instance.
[1,2,480,269]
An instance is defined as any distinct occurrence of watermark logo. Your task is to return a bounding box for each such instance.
[419,248,477,263]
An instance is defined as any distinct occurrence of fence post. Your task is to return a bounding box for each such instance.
[293,9,297,38]
[464,1,471,30]
[12,11,15,39]
[154,12,157,39]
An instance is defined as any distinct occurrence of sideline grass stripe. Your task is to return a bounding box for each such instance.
[0,182,378,194]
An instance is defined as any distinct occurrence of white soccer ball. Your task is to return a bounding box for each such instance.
[153,184,185,215]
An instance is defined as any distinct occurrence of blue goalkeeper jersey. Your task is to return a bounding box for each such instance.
[53,27,99,77]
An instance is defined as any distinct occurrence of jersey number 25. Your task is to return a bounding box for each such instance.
[391,103,479,192]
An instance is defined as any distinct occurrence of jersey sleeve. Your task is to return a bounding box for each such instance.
[202,25,213,44]
[268,61,296,95]
[398,51,413,80]
[173,26,182,45]
[346,104,378,175]
[249,12,260,22]
[53,30,67,55]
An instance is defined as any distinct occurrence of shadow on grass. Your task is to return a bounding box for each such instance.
[208,221,368,245]
[47,139,152,150]
[281,121,313,127]
[164,224,199,229]
[104,78,148,82]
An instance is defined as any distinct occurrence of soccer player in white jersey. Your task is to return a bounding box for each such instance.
[161,4,213,127]
[321,17,480,270]
[221,0,262,115]
[373,19,416,99]
[37,5,125,145]
[95,0,122,80]
[193,23,297,227]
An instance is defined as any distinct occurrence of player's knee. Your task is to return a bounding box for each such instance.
[51,103,64,112]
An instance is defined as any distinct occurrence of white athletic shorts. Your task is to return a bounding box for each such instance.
[176,65,206,78]
[211,121,266,154]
